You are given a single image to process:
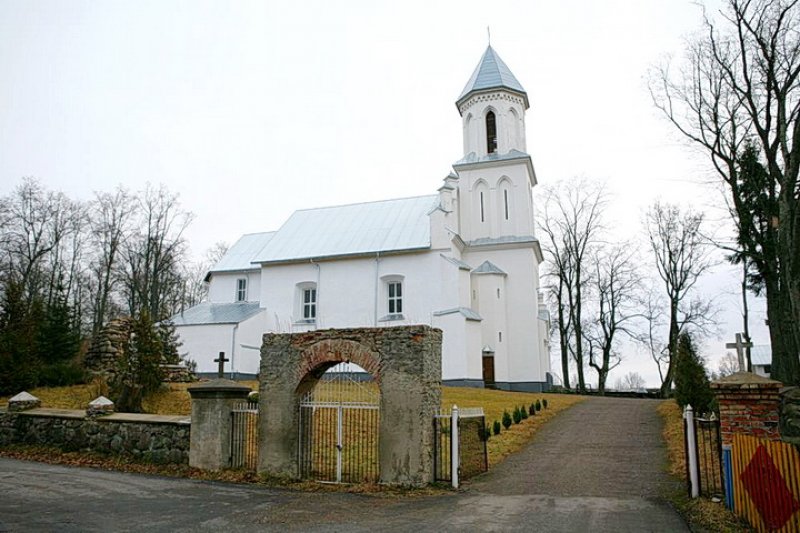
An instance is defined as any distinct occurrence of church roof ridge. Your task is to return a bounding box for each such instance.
[292,193,438,214]
[457,45,528,109]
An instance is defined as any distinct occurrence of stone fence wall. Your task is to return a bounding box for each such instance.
[0,408,190,464]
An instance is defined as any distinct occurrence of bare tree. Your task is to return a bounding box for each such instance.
[635,288,669,385]
[646,202,716,396]
[88,187,137,335]
[180,241,229,309]
[121,185,193,321]
[718,351,741,377]
[650,0,800,385]
[586,244,642,394]
[615,371,646,391]
[540,178,607,393]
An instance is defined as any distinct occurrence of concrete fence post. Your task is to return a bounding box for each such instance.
[451,404,459,489]
[187,379,251,470]
[684,404,699,498]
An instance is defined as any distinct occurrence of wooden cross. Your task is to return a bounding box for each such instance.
[725,333,753,372]
[214,351,229,379]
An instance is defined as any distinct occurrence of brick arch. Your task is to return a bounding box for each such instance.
[295,339,381,396]
[296,339,380,383]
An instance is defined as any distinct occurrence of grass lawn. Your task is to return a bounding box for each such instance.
[1,382,583,469]
[657,400,750,532]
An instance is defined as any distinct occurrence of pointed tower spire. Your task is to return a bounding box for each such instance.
[456,46,528,112]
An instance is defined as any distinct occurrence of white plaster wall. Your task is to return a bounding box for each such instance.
[234,311,270,375]
[433,312,467,380]
[457,162,534,243]
[175,323,234,373]
[175,311,268,376]
[465,318,483,381]
[208,270,261,303]
[473,272,509,382]
[259,251,452,330]
[465,246,544,384]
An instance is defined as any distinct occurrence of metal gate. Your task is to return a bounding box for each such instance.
[298,364,380,483]
[433,407,488,483]
[684,411,725,499]
[230,400,259,470]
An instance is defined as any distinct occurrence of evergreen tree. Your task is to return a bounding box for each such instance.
[673,332,714,414]
[112,310,166,412]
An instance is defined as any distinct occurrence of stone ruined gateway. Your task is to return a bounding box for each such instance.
[258,326,442,485]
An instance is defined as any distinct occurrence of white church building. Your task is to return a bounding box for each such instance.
[172,46,553,391]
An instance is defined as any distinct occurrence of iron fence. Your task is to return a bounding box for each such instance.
[297,364,381,484]
[684,412,724,499]
[230,400,259,470]
[433,407,488,483]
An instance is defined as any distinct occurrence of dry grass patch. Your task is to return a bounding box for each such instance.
[442,388,584,466]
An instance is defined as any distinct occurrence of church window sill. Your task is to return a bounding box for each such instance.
[379,314,405,322]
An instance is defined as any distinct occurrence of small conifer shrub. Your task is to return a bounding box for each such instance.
[520,405,529,419]
[529,403,536,416]
[512,406,522,424]
[502,410,512,429]
[493,420,501,435]
[535,399,542,412]
[543,399,548,409]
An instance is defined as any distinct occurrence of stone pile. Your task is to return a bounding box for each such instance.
[160,364,196,383]
[84,317,132,380]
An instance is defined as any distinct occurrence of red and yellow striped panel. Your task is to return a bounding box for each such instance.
[731,433,800,532]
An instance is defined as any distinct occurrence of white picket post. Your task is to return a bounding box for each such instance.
[451,404,459,489]
[684,404,700,498]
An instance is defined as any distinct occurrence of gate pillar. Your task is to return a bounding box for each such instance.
[188,379,251,470]
[259,326,442,486]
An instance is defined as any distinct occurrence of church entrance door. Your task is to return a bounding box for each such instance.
[298,363,380,483]
[482,355,496,388]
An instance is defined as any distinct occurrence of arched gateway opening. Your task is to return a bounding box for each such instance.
[258,326,442,486]
[298,361,380,483]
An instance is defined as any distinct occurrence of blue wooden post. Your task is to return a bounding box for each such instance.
[722,445,734,509]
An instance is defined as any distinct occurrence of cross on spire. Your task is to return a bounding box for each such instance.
[725,333,753,372]
[214,351,229,379]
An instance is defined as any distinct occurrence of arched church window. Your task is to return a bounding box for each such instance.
[504,188,509,220]
[486,111,497,154]
[480,191,485,222]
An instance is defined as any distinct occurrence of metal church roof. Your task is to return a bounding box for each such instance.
[171,302,263,326]
[207,232,276,278]
[457,45,528,109]
[433,307,483,321]
[750,345,772,366]
[472,260,507,275]
[253,195,438,264]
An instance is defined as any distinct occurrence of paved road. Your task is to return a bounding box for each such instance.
[0,397,687,532]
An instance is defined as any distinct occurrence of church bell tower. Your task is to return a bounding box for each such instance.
[451,46,537,243]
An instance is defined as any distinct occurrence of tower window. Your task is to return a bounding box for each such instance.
[504,189,509,220]
[480,191,485,222]
[486,111,497,153]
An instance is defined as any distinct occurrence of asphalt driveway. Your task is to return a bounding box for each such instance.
[0,396,687,532]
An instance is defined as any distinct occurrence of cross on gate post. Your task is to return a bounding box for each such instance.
[725,333,753,372]
[214,351,229,379]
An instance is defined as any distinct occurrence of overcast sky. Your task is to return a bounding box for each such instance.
[0,0,766,386]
